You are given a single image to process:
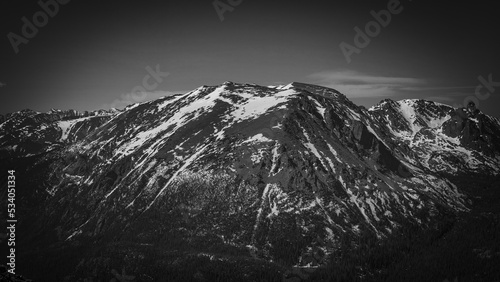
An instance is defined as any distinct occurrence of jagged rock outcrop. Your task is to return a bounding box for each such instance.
[0,108,118,159]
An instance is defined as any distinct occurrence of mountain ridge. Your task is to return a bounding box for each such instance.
[1,81,499,281]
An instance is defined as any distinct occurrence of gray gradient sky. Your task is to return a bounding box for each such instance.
[1,0,499,117]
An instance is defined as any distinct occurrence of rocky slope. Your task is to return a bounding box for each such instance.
[1,82,499,281]
[0,108,118,158]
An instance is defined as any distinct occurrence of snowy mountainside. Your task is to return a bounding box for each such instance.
[369,99,500,175]
[0,108,117,158]
[1,82,499,280]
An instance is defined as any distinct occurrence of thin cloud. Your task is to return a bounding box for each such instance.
[307,70,426,98]
[424,96,455,102]
[0,82,6,87]
[422,90,478,105]
[400,86,475,91]
[310,70,425,85]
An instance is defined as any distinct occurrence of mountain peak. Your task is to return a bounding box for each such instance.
[2,80,500,281]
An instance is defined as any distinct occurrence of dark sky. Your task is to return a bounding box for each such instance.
[1,0,499,117]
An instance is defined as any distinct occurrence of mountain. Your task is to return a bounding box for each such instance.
[0,108,118,158]
[1,82,499,281]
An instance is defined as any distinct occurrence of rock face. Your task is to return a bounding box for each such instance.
[0,108,118,159]
[369,99,500,174]
[1,82,499,281]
